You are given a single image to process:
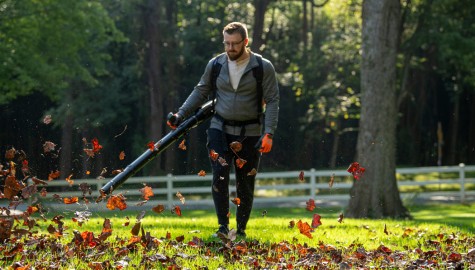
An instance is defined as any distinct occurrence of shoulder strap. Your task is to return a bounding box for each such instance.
[253,55,264,115]
[210,56,222,108]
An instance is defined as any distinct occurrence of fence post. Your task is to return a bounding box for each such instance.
[459,163,466,203]
[167,174,174,208]
[310,168,316,199]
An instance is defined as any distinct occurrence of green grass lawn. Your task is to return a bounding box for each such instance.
[2,203,474,269]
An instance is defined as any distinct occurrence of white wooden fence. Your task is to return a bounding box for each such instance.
[34,163,475,210]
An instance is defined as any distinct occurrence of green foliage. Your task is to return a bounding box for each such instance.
[0,0,125,104]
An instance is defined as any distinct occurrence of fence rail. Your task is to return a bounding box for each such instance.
[29,163,475,210]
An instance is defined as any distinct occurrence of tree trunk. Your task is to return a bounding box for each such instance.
[347,0,410,219]
[143,0,165,175]
[251,0,272,53]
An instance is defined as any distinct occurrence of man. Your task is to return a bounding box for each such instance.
[167,22,279,237]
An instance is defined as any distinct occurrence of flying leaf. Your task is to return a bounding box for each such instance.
[329,173,335,188]
[176,192,186,205]
[306,198,316,211]
[152,204,165,214]
[298,171,305,182]
[261,210,267,217]
[178,139,187,150]
[91,138,103,153]
[31,177,48,185]
[65,174,74,185]
[43,115,52,124]
[171,205,182,216]
[63,197,79,204]
[297,220,313,239]
[139,185,154,201]
[48,170,60,181]
[4,175,23,199]
[231,197,241,206]
[347,162,366,180]
[106,194,127,210]
[288,220,295,228]
[218,157,228,166]
[247,168,257,176]
[337,213,344,223]
[42,141,56,153]
[147,141,156,152]
[209,149,219,161]
[119,151,125,160]
[198,170,206,177]
[311,213,322,228]
[235,158,247,169]
[229,141,242,152]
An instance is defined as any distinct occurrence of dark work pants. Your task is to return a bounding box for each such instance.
[206,128,261,231]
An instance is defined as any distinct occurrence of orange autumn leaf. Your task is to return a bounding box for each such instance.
[48,170,60,181]
[198,170,206,177]
[178,139,187,150]
[171,205,182,216]
[119,151,126,160]
[235,158,247,169]
[306,198,316,211]
[297,220,313,239]
[63,197,79,204]
[65,174,74,185]
[139,185,154,200]
[152,204,165,214]
[231,197,241,206]
[147,141,156,152]
[209,149,219,161]
[106,194,127,210]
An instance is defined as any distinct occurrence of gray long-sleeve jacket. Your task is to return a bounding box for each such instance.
[178,52,279,137]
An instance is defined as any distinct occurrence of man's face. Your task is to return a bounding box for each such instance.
[223,32,248,61]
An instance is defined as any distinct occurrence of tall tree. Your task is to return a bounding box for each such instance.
[347,0,410,218]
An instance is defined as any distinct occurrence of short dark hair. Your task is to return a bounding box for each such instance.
[223,22,248,40]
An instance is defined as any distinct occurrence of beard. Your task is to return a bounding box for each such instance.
[227,46,245,61]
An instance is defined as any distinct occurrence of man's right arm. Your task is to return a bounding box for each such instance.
[177,59,215,119]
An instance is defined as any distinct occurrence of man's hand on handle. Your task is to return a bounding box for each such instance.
[167,113,183,129]
[256,133,273,153]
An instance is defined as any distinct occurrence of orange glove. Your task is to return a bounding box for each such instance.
[166,113,183,129]
[258,133,273,153]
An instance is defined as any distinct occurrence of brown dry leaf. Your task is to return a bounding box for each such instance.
[42,141,56,153]
[5,148,16,160]
[152,204,165,214]
[178,139,187,150]
[329,173,335,188]
[119,151,126,160]
[306,198,316,211]
[176,191,186,205]
[298,171,305,182]
[297,220,313,239]
[247,168,257,176]
[43,114,52,124]
[229,141,242,152]
[218,157,228,166]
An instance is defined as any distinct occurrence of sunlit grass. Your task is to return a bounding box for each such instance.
[5,204,474,269]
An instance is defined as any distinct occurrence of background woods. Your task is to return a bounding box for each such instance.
[1,0,474,217]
